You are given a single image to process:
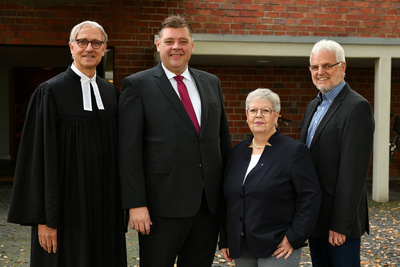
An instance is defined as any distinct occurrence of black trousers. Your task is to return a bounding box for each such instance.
[138,194,219,267]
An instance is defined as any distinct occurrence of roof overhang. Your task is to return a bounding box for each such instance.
[154,35,400,68]
[0,0,103,7]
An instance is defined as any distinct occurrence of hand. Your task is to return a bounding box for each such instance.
[38,224,57,253]
[221,248,233,262]
[329,230,346,246]
[129,207,153,235]
[272,236,293,259]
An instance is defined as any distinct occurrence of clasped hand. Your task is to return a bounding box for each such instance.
[221,235,294,262]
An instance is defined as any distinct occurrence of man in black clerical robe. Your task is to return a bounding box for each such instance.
[7,21,127,267]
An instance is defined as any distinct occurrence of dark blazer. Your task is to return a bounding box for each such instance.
[118,62,231,217]
[219,132,321,259]
[300,83,374,239]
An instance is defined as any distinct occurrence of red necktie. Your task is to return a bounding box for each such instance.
[174,76,200,134]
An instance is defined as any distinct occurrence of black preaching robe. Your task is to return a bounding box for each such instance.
[7,66,127,267]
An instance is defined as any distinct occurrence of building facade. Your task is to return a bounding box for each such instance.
[0,0,399,200]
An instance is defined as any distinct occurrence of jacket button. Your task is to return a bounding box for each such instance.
[240,217,243,222]
[199,163,202,167]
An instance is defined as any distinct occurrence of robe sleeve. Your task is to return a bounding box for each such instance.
[7,83,59,228]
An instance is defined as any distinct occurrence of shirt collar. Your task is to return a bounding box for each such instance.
[161,62,193,82]
[71,63,97,81]
[71,64,104,111]
[317,80,346,103]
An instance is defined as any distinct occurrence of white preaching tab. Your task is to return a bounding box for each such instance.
[71,64,104,111]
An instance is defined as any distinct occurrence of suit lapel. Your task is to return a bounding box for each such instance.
[153,63,199,135]
[300,99,319,142]
[190,68,207,136]
[309,84,350,149]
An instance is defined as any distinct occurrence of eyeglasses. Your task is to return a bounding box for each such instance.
[246,107,275,118]
[75,39,104,49]
[309,61,342,72]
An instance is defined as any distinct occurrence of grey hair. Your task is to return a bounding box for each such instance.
[69,21,108,46]
[245,88,281,113]
[310,39,345,64]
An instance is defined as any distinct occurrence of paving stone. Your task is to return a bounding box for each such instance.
[1,180,399,266]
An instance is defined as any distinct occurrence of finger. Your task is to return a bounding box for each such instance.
[224,248,233,262]
[40,238,48,251]
[138,223,148,235]
[130,218,138,230]
[284,249,293,259]
[221,250,231,262]
[41,240,48,252]
[140,225,146,235]
[46,242,52,253]
[136,222,143,234]
[144,221,152,235]
[53,239,58,253]
[277,250,288,259]
[38,234,45,247]
[274,247,285,258]
[45,237,53,253]
[273,246,284,256]
[221,250,227,258]
[275,252,284,259]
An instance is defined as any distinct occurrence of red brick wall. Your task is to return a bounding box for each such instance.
[2,0,400,85]
[1,0,399,176]
[200,64,400,178]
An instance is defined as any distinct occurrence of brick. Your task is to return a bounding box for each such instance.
[267,11,281,18]
[342,1,355,7]
[247,4,261,11]
[0,0,399,173]
[286,6,298,12]
[240,10,252,17]
[199,9,211,16]
[233,4,245,10]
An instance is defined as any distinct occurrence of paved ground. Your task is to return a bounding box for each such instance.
[1,179,399,266]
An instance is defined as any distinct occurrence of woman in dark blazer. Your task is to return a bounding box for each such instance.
[219,88,321,266]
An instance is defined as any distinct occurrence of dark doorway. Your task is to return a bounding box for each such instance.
[10,67,66,158]
[1,45,114,161]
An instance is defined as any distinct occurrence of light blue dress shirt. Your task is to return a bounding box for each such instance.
[306,81,346,147]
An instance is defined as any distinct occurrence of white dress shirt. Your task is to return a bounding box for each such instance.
[161,63,201,126]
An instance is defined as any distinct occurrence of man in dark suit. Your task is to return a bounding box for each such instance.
[300,39,374,266]
[118,15,231,267]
